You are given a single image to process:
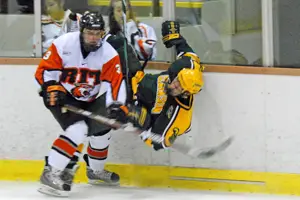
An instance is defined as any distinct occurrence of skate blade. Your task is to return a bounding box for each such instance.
[88,179,120,186]
[38,184,69,197]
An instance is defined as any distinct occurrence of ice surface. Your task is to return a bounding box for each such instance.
[1,181,300,200]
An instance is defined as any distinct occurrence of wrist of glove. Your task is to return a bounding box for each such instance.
[42,81,66,108]
[161,20,185,48]
[139,130,165,151]
[107,103,151,130]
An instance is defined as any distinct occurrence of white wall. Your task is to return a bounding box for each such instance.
[1,65,300,174]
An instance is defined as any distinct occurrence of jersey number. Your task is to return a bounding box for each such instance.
[115,64,121,74]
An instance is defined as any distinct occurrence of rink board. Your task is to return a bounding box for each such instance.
[3,66,300,197]
[0,160,299,196]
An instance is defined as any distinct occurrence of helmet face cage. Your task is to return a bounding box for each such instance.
[80,12,105,52]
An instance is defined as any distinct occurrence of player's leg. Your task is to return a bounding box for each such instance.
[83,131,120,185]
[38,95,88,197]
[84,93,120,185]
[43,142,83,191]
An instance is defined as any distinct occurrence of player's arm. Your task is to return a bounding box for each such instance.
[105,33,143,77]
[100,54,126,107]
[161,20,202,65]
[105,32,143,104]
[100,50,152,129]
[141,98,193,151]
[35,43,63,86]
[101,54,152,129]
[34,43,66,107]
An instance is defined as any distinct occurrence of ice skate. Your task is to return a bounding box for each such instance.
[61,163,80,188]
[38,165,71,197]
[83,154,120,186]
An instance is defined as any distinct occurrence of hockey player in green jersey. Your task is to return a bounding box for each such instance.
[111,20,204,150]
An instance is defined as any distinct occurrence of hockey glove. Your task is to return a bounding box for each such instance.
[126,105,151,130]
[42,81,66,108]
[107,103,128,124]
[139,130,165,151]
[107,103,151,130]
[161,20,185,48]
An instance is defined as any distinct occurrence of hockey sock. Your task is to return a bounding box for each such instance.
[87,132,111,171]
[66,143,84,169]
[48,121,88,171]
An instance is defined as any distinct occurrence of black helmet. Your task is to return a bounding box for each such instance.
[80,11,105,31]
[80,12,105,52]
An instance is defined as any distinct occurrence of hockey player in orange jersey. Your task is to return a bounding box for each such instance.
[34,12,130,197]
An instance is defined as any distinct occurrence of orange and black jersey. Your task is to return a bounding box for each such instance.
[34,31,126,105]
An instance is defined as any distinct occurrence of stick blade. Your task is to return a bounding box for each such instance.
[196,136,234,158]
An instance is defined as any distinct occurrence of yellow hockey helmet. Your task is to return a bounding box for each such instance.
[177,68,203,94]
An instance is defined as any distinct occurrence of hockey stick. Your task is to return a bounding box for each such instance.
[120,0,151,80]
[63,104,233,159]
[120,0,131,95]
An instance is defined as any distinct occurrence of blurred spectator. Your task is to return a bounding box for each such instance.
[109,0,157,61]
[33,0,80,55]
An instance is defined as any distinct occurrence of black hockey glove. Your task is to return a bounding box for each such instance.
[126,105,151,130]
[42,81,67,108]
[161,20,185,48]
[107,103,151,130]
[107,103,128,123]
